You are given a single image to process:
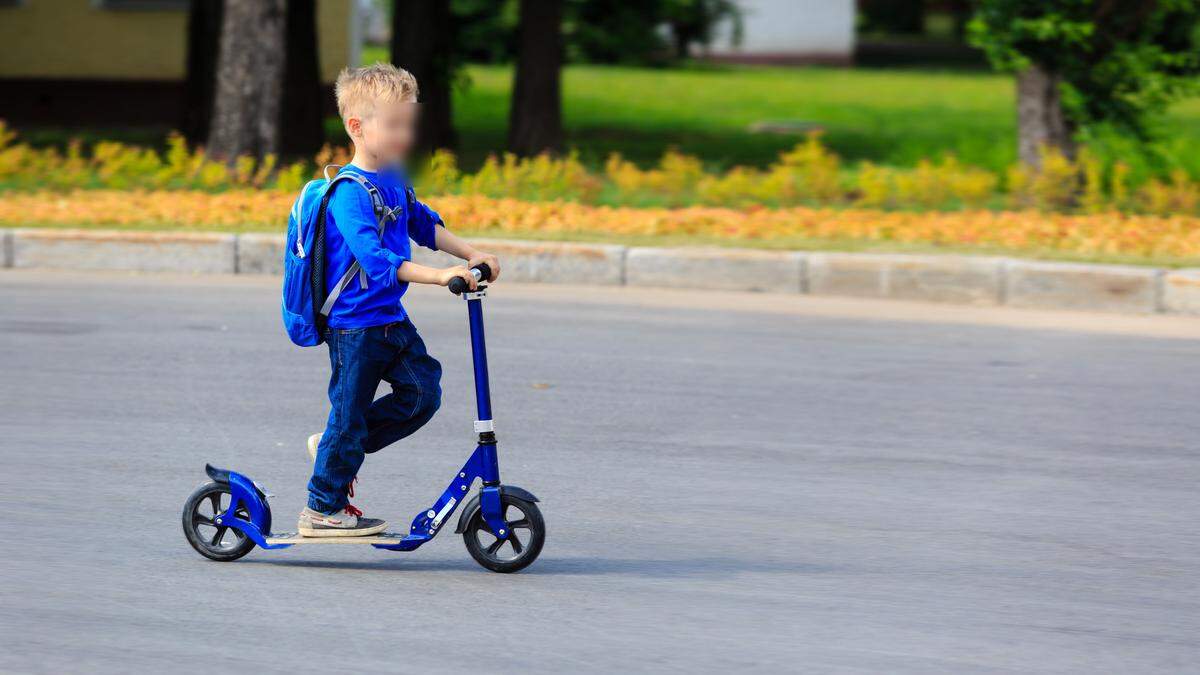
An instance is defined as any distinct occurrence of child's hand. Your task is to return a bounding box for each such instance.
[467,251,501,282]
[438,265,478,291]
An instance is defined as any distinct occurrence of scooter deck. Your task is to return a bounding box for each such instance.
[264,532,410,545]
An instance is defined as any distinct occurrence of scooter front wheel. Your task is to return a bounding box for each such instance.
[182,482,257,562]
[462,494,545,573]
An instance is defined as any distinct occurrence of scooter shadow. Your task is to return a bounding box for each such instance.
[241,555,834,578]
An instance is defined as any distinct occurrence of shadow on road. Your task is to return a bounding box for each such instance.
[239,555,835,577]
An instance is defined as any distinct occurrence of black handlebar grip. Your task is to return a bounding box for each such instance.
[449,262,493,295]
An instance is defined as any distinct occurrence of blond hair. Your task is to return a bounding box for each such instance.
[334,62,419,119]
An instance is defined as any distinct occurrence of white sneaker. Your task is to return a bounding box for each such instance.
[297,505,387,537]
[306,433,322,462]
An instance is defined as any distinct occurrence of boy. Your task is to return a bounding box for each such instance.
[298,63,499,537]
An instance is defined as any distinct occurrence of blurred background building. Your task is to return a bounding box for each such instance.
[707,0,855,65]
[0,0,358,130]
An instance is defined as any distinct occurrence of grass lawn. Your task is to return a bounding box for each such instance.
[449,64,1200,181]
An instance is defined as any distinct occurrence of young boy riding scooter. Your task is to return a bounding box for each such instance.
[298,63,500,537]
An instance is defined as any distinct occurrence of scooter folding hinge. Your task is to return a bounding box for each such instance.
[473,419,495,433]
[430,497,457,529]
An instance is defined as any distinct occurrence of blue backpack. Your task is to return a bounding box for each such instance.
[281,166,395,346]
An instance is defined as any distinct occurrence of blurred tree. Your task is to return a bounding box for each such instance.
[392,0,459,152]
[859,0,926,35]
[388,0,740,68]
[662,0,742,60]
[567,0,666,64]
[208,0,287,161]
[944,0,973,39]
[281,0,324,157]
[508,0,564,155]
[564,0,740,64]
[183,0,223,146]
[971,0,1200,167]
[453,0,519,63]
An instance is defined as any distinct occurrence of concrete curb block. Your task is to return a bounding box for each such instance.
[807,253,887,299]
[236,233,286,275]
[1,229,12,268]
[883,255,1005,305]
[1163,269,1200,315]
[415,238,626,285]
[12,229,236,274]
[1005,260,1162,314]
[5,228,1198,317]
[807,253,1005,305]
[626,247,803,293]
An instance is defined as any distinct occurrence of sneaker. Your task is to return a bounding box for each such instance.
[298,505,387,537]
[306,433,322,462]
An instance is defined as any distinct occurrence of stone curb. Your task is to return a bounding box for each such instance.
[236,232,286,275]
[3,228,1197,316]
[412,238,626,286]
[1004,260,1162,314]
[626,247,803,293]
[1,229,12,269]
[11,228,236,274]
[1163,269,1200,315]
[807,253,1005,305]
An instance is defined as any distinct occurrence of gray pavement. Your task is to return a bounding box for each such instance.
[1,270,1198,674]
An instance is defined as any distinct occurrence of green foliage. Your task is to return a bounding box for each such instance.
[435,0,743,67]
[859,0,927,35]
[450,0,519,64]
[564,0,742,65]
[969,0,1200,137]
[6,120,1200,218]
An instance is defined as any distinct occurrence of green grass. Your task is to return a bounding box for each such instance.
[449,64,1200,182]
[455,65,1016,170]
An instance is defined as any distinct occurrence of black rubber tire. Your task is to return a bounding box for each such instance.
[182,482,257,562]
[462,494,545,573]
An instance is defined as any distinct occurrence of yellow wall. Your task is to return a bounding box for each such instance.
[0,0,354,82]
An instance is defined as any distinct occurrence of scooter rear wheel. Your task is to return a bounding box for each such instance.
[182,482,257,562]
[462,494,545,573]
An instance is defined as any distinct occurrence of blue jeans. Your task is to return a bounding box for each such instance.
[307,319,442,513]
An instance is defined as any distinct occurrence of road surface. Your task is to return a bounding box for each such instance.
[1,270,1198,673]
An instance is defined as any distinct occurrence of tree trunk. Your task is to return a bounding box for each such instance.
[281,0,324,157]
[182,0,223,146]
[507,0,564,156]
[669,23,691,61]
[208,0,286,162]
[1016,64,1076,167]
[391,0,457,153]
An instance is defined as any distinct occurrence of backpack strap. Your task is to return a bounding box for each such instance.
[314,170,396,318]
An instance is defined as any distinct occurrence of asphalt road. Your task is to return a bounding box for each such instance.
[1,270,1198,674]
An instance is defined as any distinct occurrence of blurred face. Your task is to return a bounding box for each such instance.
[345,100,418,166]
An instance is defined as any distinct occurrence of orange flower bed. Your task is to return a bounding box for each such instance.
[1,189,1198,261]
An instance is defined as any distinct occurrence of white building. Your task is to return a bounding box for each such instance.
[707,0,856,65]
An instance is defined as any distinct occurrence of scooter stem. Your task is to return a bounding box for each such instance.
[466,294,493,429]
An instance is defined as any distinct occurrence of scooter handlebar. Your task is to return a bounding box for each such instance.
[448,263,492,295]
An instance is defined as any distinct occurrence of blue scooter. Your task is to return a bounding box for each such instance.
[181,264,545,573]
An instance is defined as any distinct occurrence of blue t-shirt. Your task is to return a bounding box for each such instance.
[324,164,442,328]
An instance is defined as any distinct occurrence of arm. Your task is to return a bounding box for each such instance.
[408,191,502,282]
[435,228,501,282]
[397,259,479,291]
